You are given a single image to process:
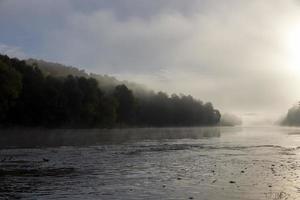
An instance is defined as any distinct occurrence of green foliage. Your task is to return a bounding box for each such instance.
[0,54,221,128]
[281,106,300,126]
[136,92,221,127]
[114,84,136,124]
[0,61,22,121]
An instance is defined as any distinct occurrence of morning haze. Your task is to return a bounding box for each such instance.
[2,0,300,124]
[3,1,300,199]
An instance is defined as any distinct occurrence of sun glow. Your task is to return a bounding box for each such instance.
[285,24,300,72]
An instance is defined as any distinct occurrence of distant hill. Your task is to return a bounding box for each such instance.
[281,105,300,126]
[26,59,154,97]
[26,59,89,77]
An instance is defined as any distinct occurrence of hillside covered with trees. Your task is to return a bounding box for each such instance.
[26,59,152,97]
[0,54,221,128]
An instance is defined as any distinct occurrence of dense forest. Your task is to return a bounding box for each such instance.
[281,105,300,126]
[0,54,221,128]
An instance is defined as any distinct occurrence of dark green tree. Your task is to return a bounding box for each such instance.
[0,54,221,128]
[0,61,22,122]
[113,84,136,125]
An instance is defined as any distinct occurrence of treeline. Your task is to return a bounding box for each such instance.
[281,105,300,126]
[0,55,221,128]
[219,113,242,126]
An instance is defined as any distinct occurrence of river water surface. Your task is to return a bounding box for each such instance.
[1,126,300,200]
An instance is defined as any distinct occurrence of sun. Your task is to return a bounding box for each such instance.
[284,24,300,72]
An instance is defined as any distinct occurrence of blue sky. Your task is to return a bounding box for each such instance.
[1,0,300,122]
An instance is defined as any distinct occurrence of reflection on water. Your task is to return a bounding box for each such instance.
[0,127,221,148]
[1,126,300,199]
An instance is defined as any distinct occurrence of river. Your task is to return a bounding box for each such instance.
[1,126,300,199]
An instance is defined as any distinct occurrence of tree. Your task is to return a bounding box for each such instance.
[0,61,22,122]
[282,106,300,126]
[0,54,221,128]
[113,85,136,124]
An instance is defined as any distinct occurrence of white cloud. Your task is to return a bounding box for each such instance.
[39,1,300,116]
[2,0,300,120]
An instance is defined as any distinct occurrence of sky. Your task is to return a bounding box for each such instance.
[1,0,300,124]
